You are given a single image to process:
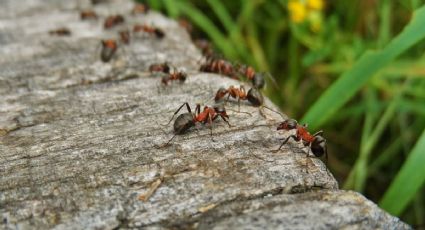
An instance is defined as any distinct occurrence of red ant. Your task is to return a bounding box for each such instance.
[163,103,231,145]
[133,24,165,38]
[49,28,71,36]
[132,3,150,14]
[237,65,266,89]
[275,119,327,161]
[149,62,170,74]
[80,10,98,20]
[100,39,118,62]
[214,85,264,111]
[194,39,214,57]
[119,30,130,45]
[178,18,193,34]
[200,57,238,79]
[104,15,125,29]
[161,69,187,85]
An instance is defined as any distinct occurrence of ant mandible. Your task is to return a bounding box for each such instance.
[133,24,165,39]
[163,103,231,145]
[214,85,264,111]
[275,119,327,161]
[100,39,118,62]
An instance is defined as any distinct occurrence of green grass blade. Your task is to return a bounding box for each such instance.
[301,5,425,130]
[205,0,235,33]
[162,0,179,18]
[379,128,425,215]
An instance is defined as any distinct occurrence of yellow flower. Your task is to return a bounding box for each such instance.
[288,1,307,23]
[307,0,324,11]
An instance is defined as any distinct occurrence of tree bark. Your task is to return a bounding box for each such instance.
[0,0,410,229]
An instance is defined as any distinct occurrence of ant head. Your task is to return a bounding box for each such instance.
[277,119,298,130]
[252,73,265,89]
[247,88,264,106]
[214,104,229,118]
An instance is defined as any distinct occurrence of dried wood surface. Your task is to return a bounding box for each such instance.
[0,0,410,229]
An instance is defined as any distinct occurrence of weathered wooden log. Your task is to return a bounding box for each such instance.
[0,0,410,229]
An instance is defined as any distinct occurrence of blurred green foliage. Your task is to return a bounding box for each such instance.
[141,0,425,226]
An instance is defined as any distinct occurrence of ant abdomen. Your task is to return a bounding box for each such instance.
[247,88,264,106]
[174,113,195,134]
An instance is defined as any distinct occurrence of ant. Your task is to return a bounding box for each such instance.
[133,24,165,39]
[161,69,187,85]
[237,65,266,89]
[178,18,193,34]
[149,62,170,74]
[194,39,214,57]
[132,3,150,14]
[163,103,231,145]
[80,10,98,20]
[104,15,125,29]
[200,57,238,79]
[214,85,264,111]
[275,119,327,161]
[119,29,130,45]
[100,39,118,62]
[49,28,71,36]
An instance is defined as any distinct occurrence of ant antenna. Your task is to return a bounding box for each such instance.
[226,108,253,117]
[260,105,285,119]
[263,72,279,90]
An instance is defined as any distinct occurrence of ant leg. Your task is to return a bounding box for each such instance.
[207,113,214,137]
[273,135,298,153]
[162,102,192,126]
[225,93,231,106]
[195,104,201,117]
[220,114,232,127]
[313,130,324,137]
[159,134,177,148]
[260,105,285,119]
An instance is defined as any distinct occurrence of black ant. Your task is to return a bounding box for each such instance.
[214,85,263,110]
[100,39,118,62]
[49,28,71,36]
[162,103,231,145]
[132,3,150,14]
[104,15,125,29]
[149,62,170,74]
[119,29,130,45]
[275,119,327,161]
[133,24,165,39]
[161,69,187,85]
[80,10,98,20]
